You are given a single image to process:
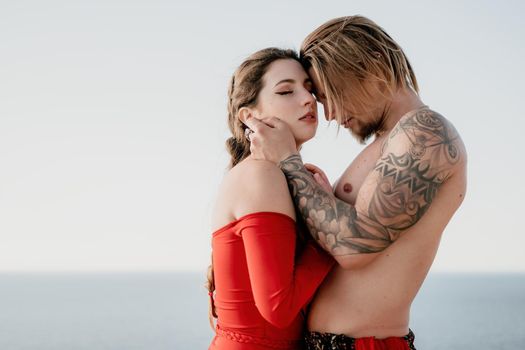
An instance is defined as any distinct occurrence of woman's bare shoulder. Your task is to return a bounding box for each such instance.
[231,158,285,181]
[214,158,295,226]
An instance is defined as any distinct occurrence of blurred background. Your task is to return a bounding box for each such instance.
[1,0,524,349]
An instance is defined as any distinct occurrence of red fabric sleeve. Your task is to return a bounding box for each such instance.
[238,212,334,328]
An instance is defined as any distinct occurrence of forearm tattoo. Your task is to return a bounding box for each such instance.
[279,109,462,256]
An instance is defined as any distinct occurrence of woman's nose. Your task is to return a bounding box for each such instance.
[302,89,316,107]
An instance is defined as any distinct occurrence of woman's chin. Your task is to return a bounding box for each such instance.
[296,134,316,147]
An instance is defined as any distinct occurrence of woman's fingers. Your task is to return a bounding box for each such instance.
[313,173,332,193]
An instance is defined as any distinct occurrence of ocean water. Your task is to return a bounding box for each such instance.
[0,272,524,350]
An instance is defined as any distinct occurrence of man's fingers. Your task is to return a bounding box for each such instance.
[246,116,289,133]
[244,117,268,132]
[261,116,286,129]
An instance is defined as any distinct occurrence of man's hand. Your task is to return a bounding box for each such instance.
[244,117,298,164]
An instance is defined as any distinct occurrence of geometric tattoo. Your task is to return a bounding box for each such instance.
[279,108,463,256]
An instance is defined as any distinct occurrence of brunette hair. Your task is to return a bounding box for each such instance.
[225,47,300,167]
[206,48,300,330]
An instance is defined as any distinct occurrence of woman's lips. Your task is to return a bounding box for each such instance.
[299,114,317,122]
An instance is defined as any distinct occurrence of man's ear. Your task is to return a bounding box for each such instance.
[238,107,254,125]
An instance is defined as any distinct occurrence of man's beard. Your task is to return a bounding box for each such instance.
[350,116,385,144]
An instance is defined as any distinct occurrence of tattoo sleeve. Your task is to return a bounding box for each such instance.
[279,109,463,256]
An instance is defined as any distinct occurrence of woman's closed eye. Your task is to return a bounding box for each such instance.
[276,91,293,95]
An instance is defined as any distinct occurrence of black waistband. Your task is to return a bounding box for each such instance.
[304,329,416,350]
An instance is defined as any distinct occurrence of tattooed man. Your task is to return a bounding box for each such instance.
[245,16,467,350]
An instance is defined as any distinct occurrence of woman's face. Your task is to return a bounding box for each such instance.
[251,59,318,146]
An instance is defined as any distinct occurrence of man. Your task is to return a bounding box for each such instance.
[245,16,467,349]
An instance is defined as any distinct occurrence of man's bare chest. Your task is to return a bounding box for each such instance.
[333,139,384,205]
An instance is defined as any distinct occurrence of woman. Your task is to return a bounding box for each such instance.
[206,48,334,350]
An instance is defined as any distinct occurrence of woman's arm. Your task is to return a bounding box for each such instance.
[233,160,333,328]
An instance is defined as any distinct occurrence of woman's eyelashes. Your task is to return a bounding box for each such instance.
[275,84,313,96]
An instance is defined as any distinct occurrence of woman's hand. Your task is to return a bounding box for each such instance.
[304,163,333,194]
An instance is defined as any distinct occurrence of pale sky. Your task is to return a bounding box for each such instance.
[1,0,524,272]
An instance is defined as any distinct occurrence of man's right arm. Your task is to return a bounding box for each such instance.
[279,109,466,267]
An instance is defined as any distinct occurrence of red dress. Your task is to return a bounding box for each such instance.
[209,212,334,350]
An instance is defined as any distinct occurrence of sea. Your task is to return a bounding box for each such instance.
[0,272,524,350]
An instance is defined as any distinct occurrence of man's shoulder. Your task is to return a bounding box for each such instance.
[385,107,467,181]
[396,107,456,136]
[398,108,463,144]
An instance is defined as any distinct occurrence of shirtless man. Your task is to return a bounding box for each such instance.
[245,16,467,349]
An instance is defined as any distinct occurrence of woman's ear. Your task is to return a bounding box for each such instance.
[238,107,254,125]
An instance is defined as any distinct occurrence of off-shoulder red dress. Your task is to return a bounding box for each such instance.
[208,212,334,350]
